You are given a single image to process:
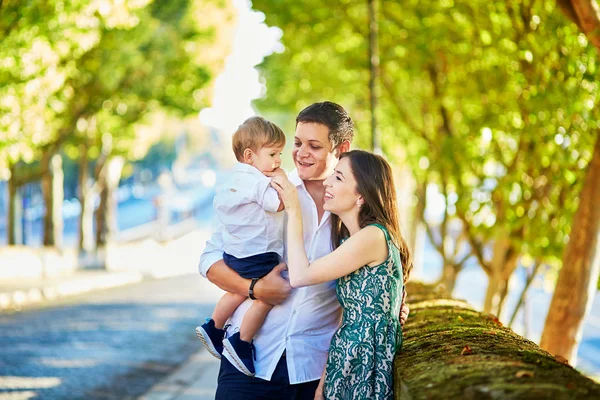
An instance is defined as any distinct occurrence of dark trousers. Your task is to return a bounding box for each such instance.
[223,252,279,279]
[215,355,319,400]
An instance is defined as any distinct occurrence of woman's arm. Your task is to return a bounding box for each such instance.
[314,366,327,400]
[286,212,387,288]
[271,175,387,288]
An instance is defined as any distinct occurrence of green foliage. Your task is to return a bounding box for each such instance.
[0,0,236,175]
[252,0,599,269]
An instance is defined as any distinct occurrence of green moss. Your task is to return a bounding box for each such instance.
[393,282,600,399]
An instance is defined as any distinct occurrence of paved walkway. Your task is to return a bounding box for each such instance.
[140,350,219,400]
[0,227,223,398]
[0,230,211,311]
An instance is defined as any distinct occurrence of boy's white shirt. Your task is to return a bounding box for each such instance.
[199,168,342,384]
[213,162,283,259]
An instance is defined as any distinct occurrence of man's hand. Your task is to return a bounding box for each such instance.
[399,289,409,327]
[254,263,292,306]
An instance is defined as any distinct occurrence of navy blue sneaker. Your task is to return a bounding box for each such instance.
[222,332,256,377]
[195,319,227,359]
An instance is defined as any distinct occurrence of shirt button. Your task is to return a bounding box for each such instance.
[292,310,297,315]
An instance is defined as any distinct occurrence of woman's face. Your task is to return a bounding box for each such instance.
[293,122,340,181]
[322,157,361,214]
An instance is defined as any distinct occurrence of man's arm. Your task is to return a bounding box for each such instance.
[207,261,292,305]
[199,190,291,305]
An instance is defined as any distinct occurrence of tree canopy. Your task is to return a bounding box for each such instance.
[0,0,236,175]
[252,0,598,314]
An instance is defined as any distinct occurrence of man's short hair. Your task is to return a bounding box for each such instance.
[232,116,286,162]
[296,101,354,148]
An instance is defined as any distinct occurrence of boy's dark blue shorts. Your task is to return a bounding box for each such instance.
[223,252,280,279]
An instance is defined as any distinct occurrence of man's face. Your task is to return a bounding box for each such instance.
[293,122,340,181]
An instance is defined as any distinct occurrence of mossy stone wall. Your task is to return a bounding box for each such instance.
[395,282,600,399]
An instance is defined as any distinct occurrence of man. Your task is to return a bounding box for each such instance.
[199,101,409,399]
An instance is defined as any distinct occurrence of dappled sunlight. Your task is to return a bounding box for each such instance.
[151,307,197,319]
[103,321,170,332]
[411,299,473,310]
[60,319,169,333]
[36,358,100,368]
[0,297,214,398]
[0,391,37,400]
[115,360,172,373]
[60,321,101,331]
[0,376,60,389]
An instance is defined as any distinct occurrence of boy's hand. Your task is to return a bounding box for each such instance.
[399,289,409,327]
[264,168,287,179]
[254,263,292,305]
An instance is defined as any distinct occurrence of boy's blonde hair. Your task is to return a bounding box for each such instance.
[232,116,286,162]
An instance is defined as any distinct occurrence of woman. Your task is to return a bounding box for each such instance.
[271,150,412,400]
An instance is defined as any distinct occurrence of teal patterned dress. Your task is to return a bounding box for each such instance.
[324,224,404,400]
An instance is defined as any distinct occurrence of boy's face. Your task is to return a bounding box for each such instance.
[293,122,343,181]
[251,145,284,174]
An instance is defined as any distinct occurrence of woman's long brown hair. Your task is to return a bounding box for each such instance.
[330,150,412,283]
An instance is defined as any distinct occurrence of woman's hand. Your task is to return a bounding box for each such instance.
[314,385,325,400]
[271,176,301,215]
[399,289,409,327]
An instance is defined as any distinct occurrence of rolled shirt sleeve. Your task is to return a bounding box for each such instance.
[198,217,225,278]
[254,178,281,213]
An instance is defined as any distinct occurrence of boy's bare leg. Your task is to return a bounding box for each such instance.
[239,300,274,342]
[213,292,247,329]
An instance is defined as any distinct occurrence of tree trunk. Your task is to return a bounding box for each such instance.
[7,170,22,245]
[495,254,519,319]
[95,157,124,252]
[368,0,381,154]
[52,154,64,249]
[95,184,108,249]
[509,260,542,328]
[78,148,97,256]
[540,133,600,365]
[41,154,64,249]
[78,148,89,251]
[569,0,600,51]
[483,271,500,315]
[437,263,459,294]
[409,182,426,278]
[483,230,512,314]
[495,278,511,320]
[396,282,600,398]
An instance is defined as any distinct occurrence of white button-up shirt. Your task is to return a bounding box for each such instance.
[199,169,342,384]
[213,162,284,259]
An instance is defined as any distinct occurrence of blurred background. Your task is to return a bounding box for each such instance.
[1,0,599,398]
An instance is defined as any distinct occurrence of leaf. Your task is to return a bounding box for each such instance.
[457,315,464,322]
[487,315,503,326]
[461,345,473,356]
[515,370,534,378]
